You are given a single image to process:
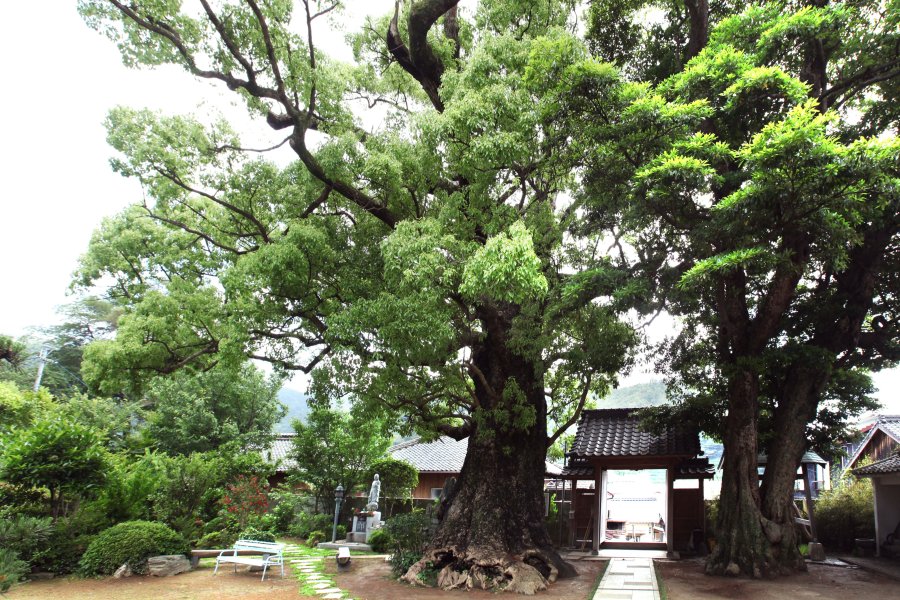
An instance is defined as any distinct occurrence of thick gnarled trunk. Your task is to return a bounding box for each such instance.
[759,363,827,572]
[403,311,575,593]
[706,371,774,577]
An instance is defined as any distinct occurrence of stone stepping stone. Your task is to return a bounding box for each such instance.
[322,594,344,599]
[315,588,342,595]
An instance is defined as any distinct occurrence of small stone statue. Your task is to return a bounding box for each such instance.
[366,474,381,511]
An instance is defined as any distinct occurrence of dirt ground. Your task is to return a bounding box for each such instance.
[333,557,607,600]
[658,558,900,600]
[5,562,310,600]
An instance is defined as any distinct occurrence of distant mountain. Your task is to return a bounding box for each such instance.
[600,381,668,409]
[275,388,310,433]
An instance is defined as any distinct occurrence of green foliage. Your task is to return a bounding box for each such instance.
[366,457,418,508]
[195,529,238,550]
[815,475,875,551]
[0,336,26,370]
[460,222,548,304]
[0,515,53,564]
[367,528,392,553]
[149,452,225,538]
[238,524,275,543]
[382,510,431,561]
[93,451,164,523]
[30,506,108,574]
[78,520,187,576]
[288,511,333,541]
[0,415,109,518]
[306,530,326,547]
[0,548,28,593]
[0,382,53,430]
[290,407,391,510]
[55,394,141,451]
[143,364,284,455]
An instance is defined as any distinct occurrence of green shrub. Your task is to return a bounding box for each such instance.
[367,529,392,553]
[816,475,874,551]
[79,521,187,576]
[288,511,333,540]
[306,530,326,546]
[336,524,347,540]
[238,525,276,543]
[389,551,421,577]
[382,510,430,554]
[382,510,430,575]
[0,515,53,564]
[0,548,28,593]
[31,512,102,575]
[195,530,238,549]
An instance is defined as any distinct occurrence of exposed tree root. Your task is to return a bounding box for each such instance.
[402,546,573,595]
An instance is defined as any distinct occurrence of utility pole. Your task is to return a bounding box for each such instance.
[33,346,49,392]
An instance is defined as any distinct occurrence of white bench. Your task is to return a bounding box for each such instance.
[213,540,284,581]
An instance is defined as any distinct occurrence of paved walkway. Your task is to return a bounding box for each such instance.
[592,557,660,600]
[836,555,900,582]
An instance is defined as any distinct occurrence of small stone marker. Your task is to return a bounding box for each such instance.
[113,563,132,578]
[148,555,191,577]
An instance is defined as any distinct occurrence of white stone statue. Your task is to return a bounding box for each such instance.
[366,474,381,511]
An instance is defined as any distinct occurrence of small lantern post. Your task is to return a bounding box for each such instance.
[332,485,344,543]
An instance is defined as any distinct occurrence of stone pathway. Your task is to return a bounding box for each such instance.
[592,557,661,600]
[282,544,355,600]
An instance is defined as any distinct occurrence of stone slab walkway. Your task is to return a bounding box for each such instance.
[592,557,660,600]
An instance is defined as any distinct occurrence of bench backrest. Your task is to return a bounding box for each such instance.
[233,540,284,554]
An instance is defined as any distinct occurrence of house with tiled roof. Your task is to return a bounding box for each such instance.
[262,433,299,488]
[846,415,900,471]
[854,449,900,557]
[388,436,562,500]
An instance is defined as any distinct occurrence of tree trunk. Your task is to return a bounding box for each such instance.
[758,362,827,572]
[706,370,774,577]
[403,310,576,593]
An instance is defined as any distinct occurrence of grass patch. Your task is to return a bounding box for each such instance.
[588,559,609,598]
[654,561,667,600]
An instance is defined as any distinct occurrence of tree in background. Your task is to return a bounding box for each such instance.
[0,416,109,520]
[142,364,284,455]
[75,0,636,588]
[366,457,419,517]
[290,407,391,515]
[0,336,25,371]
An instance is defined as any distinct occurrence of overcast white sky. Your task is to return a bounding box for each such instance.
[0,1,896,411]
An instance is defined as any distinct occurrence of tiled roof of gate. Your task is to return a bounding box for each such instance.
[569,409,700,458]
[854,451,900,476]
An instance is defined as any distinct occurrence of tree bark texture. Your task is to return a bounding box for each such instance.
[706,370,774,577]
[759,364,826,573]
[402,310,576,593]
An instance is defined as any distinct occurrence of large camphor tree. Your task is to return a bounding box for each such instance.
[76,0,636,592]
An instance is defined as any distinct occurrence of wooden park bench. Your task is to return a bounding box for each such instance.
[212,540,285,581]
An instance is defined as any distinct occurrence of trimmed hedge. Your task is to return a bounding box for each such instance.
[79,520,187,576]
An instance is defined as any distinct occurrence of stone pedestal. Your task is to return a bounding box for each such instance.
[349,511,382,543]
